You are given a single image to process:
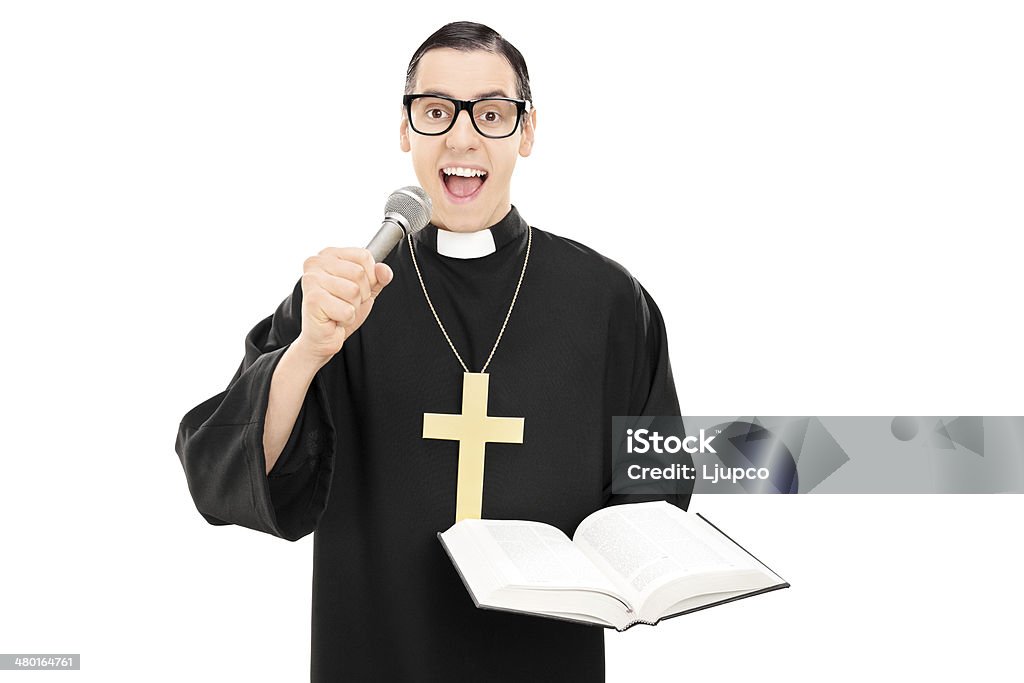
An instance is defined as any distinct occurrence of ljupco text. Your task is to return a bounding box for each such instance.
[626,463,771,484]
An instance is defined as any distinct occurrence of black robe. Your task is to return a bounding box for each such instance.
[175,204,693,682]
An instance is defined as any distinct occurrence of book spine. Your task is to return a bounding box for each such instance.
[619,619,657,632]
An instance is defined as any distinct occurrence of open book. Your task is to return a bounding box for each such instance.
[438,501,789,631]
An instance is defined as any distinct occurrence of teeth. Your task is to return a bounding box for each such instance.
[442,167,487,178]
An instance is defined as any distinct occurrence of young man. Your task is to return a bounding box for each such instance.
[176,21,692,682]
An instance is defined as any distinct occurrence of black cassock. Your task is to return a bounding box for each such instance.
[175,204,693,682]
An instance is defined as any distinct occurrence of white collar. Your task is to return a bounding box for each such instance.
[435,227,497,259]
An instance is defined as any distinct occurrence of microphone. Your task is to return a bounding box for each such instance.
[365,186,433,262]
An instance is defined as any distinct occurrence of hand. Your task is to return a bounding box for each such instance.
[293,247,393,364]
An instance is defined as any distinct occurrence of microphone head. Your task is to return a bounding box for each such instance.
[384,186,432,236]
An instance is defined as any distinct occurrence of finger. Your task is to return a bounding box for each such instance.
[309,258,371,300]
[370,263,393,298]
[301,271,364,308]
[307,289,357,325]
[316,272,367,307]
[323,272,372,307]
[317,246,374,261]
[319,247,378,290]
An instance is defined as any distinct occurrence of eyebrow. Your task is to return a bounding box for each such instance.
[423,89,511,99]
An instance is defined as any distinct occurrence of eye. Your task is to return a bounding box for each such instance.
[426,108,448,120]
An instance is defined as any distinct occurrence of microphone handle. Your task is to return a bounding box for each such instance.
[365,218,407,262]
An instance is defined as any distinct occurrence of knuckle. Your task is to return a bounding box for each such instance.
[304,288,324,308]
[343,302,357,323]
[341,278,360,299]
[338,258,358,276]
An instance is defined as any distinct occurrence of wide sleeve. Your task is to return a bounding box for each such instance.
[174,278,336,541]
[603,276,694,512]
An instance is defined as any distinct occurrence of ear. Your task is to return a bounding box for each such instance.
[518,107,536,157]
[399,107,411,153]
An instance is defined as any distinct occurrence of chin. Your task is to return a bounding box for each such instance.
[434,202,492,232]
[436,213,481,233]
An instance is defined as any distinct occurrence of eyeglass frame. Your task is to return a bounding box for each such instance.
[402,93,531,139]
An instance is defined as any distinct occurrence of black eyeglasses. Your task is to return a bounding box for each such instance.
[403,94,530,139]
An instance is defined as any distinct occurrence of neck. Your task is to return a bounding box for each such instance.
[434,200,512,233]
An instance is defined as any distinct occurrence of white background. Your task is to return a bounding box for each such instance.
[1,1,1021,680]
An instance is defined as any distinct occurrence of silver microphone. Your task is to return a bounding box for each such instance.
[365,186,432,262]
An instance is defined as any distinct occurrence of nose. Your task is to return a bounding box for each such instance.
[445,106,481,151]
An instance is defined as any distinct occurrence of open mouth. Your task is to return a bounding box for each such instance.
[439,167,488,203]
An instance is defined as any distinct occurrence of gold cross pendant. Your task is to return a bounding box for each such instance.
[422,372,525,523]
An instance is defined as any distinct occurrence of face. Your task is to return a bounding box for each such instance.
[400,48,537,233]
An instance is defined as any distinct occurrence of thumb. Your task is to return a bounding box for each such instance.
[370,262,393,297]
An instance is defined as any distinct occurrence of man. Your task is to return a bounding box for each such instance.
[176,21,692,682]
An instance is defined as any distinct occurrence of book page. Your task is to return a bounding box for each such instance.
[573,502,757,604]
[464,520,624,600]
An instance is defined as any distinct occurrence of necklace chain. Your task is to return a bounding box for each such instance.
[408,225,532,373]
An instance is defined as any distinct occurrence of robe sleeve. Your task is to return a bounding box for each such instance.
[174,278,335,541]
[603,276,694,512]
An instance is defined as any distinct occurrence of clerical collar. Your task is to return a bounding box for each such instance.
[415,204,528,259]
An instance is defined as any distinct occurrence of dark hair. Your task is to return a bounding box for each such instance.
[404,21,532,103]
